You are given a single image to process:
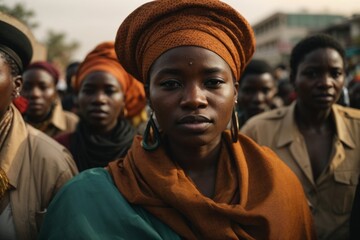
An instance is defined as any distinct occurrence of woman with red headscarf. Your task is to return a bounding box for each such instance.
[40,1,315,239]
[22,61,79,138]
[55,41,147,172]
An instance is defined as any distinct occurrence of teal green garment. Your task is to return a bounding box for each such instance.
[38,168,181,240]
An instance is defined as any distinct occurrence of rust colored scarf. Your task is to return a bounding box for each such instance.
[108,131,315,239]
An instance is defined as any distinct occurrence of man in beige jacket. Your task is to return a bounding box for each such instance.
[0,16,78,239]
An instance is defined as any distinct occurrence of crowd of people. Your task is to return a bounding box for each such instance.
[1,0,360,239]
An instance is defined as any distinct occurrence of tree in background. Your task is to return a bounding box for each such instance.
[45,30,79,67]
[0,0,38,29]
[0,0,79,71]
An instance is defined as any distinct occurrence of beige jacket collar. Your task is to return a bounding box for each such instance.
[0,105,28,189]
[276,102,355,149]
[50,99,68,131]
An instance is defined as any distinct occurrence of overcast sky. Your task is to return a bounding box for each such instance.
[5,0,360,61]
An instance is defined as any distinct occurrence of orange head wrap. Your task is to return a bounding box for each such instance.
[115,0,255,83]
[74,41,146,118]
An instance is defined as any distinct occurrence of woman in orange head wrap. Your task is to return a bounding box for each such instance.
[55,41,146,172]
[40,1,315,239]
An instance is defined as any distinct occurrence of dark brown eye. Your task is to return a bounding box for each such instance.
[160,79,181,90]
[330,69,343,79]
[204,78,224,88]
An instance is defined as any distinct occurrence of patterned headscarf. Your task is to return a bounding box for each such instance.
[115,0,255,83]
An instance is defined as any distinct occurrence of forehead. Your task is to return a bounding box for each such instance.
[81,71,121,87]
[23,68,55,83]
[149,46,232,76]
[240,73,275,87]
[300,48,344,67]
[0,55,11,72]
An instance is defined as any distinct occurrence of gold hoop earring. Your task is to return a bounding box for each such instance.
[141,112,160,151]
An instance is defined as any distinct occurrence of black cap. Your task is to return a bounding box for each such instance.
[0,20,33,72]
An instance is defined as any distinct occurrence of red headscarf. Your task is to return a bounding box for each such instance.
[25,61,60,84]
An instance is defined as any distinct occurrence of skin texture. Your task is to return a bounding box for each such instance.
[237,72,277,119]
[0,56,22,119]
[294,47,345,179]
[22,69,57,122]
[77,71,125,134]
[148,46,238,197]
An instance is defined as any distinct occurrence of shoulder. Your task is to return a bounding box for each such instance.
[241,106,290,135]
[61,168,113,193]
[27,124,70,154]
[63,110,79,122]
[236,133,304,190]
[54,131,73,149]
[248,106,289,122]
[39,168,181,240]
[26,124,77,172]
[47,168,115,210]
[63,110,79,129]
[334,104,360,120]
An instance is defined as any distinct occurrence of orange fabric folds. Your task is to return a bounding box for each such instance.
[115,0,256,83]
[74,41,146,118]
[108,131,316,240]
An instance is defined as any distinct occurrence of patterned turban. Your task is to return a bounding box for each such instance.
[74,41,146,118]
[115,0,255,83]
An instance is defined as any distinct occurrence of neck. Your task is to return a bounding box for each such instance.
[165,136,222,173]
[295,102,333,132]
[86,120,119,136]
[26,108,53,124]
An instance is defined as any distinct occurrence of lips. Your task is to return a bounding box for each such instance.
[178,115,211,124]
[177,115,212,132]
[313,93,334,102]
[27,102,44,110]
[88,108,109,118]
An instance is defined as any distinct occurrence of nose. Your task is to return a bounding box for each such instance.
[180,83,207,109]
[251,91,265,103]
[317,73,333,89]
[26,87,41,99]
[92,91,107,104]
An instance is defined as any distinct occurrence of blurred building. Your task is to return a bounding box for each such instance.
[0,11,47,62]
[253,12,346,66]
[317,14,360,85]
[318,14,360,58]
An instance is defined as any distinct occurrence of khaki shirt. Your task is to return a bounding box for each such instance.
[241,102,360,240]
[0,105,78,240]
[26,98,79,138]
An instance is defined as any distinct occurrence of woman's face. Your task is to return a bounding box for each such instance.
[294,48,345,111]
[237,73,277,118]
[0,57,17,118]
[148,46,237,147]
[22,68,57,120]
[77,71,125,133]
